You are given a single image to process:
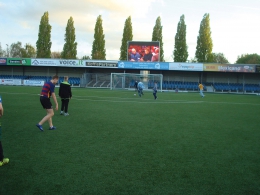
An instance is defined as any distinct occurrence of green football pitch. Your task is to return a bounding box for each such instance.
[0,86,259,195]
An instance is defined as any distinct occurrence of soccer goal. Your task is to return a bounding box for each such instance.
[110,73,163,92]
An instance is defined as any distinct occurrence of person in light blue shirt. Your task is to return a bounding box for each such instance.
[137,81,144,97]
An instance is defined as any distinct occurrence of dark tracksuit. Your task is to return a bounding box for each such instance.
[59,81,72,113]
[153,83,158,99]
[134,81,138,91]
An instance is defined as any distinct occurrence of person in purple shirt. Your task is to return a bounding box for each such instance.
[36,75,59,131]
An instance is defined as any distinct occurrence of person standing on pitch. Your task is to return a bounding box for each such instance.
[36,75,59,131]
[134,80,138,91]
[137,81,144,97]
[59,76,72,116]
[198,82,205,97]
[0,95,9,167]
[153,82,158,100]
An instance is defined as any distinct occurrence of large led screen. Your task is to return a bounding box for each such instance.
[127,41,160,62]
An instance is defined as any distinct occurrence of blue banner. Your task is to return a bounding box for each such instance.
[0,58,7,65]
[118,61,169,70]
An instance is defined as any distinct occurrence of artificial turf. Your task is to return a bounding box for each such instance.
[0,86,259,195]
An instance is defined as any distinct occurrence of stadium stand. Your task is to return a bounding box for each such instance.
[213,83,260,93]
[59,77,80,85]
[0,75,27,79]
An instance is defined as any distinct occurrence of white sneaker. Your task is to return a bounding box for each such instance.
[60,111,64,115]
[64,113,69,116]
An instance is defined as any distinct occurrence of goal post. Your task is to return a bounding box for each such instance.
[110,73,163,92]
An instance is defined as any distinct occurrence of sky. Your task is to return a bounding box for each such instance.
[0,0,260,63]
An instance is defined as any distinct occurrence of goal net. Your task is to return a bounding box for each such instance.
[110,73,163,91]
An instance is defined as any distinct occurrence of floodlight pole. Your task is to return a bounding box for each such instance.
[6,44,9,57]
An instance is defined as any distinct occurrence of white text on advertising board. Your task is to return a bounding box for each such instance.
[86,62,117,67]
[9,59,28,64]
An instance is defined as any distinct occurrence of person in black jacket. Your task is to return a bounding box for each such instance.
[142,48,153,62]
[134,80,138,91]
[59,76,72,116]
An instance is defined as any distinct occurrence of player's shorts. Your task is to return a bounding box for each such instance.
[40,96,52,109]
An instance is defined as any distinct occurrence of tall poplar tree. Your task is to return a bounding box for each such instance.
[195,13,213,62]
[119,16,133,60]
[91,15,106,60]
[61,17,77,59]
[152,16,164,62]
[36,12,52,58]
[173,15,188,62]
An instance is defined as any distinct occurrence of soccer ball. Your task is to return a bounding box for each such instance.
[134,94,136,96]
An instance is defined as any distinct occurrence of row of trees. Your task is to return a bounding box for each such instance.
[0,12,259,64]
[0,42,36,58]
